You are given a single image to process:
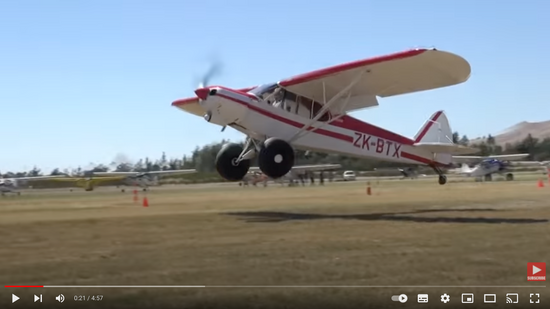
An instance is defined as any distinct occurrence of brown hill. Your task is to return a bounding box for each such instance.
[470,120,550,146]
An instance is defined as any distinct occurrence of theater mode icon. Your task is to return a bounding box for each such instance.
[484,294,497,303]
[528,262,546,281]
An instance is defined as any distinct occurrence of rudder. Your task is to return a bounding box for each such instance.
[412,111,479,162]
[413,110,454,144]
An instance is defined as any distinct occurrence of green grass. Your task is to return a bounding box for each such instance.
[1,180,549,308]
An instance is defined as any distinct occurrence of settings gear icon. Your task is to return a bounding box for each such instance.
[441,293,451,303]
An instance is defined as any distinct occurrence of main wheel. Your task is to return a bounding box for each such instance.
[506,173,514,181]
[438,175,447,185]
[215,143,250,181]
[484,174,492,182]
[258,138,294,179]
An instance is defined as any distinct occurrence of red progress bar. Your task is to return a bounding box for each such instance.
[5,285,44,288]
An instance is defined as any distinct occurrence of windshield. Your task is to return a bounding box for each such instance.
[249,82,278,98]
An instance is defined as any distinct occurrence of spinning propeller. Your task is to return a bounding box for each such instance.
[194,61,226,132]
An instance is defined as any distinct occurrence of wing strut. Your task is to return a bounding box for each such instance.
[287,69,368,143]
[288,69,369,143]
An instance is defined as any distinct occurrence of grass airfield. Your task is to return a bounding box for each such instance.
[1,175,549,309]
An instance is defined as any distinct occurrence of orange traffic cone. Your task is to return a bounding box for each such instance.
[366,182,372,195]
[142,196,149,207]
[537,179,544,188]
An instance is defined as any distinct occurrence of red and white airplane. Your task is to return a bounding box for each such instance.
[172,48,478,185]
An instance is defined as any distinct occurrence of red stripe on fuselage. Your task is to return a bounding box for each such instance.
[215,91,440,166]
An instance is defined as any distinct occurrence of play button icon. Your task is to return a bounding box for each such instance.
[533,265,541,275]
[12,294,19,303]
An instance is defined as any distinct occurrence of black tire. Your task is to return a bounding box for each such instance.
[438,175,447,185]
[215,143,250,181]
[484,174,492,182]
[506,173,514,181]
[258,138,294,179]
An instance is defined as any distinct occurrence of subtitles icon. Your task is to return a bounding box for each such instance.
[484,294,496,303]
[506,293,519,304]
[417,294,428,303]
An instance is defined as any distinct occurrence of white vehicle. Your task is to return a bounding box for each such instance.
[343,171,356,181]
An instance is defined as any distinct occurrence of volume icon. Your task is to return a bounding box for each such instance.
[56,294,65,303]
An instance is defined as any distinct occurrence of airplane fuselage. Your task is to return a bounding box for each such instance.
[122,175,159,188]
[201,87,449,167]
[0,179,21,194]
[466,164,506,177]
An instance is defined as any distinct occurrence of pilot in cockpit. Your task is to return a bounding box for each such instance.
[272,88,284,108]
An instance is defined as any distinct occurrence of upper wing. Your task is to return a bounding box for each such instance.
[290,164,342,172]
[452,153,530,164]
[92,172,138,177]
[50,176,125,182]
[249,164,341,172]
[511,160,548,166]
[490,154,531,161]
[15,175,67,181]
[93,170,197,177]
[172,86,257,117]
[278,48,471,114]
[49,177,82,182]
[143,169,197,176]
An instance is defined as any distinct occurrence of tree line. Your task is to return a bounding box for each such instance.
[2,133,549,178]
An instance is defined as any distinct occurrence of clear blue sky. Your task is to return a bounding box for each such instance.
[1,0,549,173]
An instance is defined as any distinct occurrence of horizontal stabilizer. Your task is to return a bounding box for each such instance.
[413,142,479,155]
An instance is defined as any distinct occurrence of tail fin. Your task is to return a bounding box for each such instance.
[460,163,472,173]
[412,111,478,158]
[413,110,453,144]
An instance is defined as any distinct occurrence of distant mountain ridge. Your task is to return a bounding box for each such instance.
[470,120,550,146]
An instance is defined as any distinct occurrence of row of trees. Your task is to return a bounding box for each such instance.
[2,133,549,178]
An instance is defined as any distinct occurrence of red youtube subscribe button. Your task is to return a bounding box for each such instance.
[527,262,546,281]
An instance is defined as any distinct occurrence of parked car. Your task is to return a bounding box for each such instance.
[343,171,356,181]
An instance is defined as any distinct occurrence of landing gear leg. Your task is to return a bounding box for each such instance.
[431,165,447,185]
